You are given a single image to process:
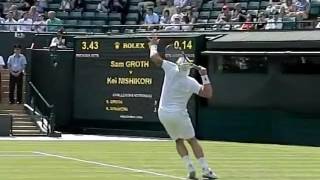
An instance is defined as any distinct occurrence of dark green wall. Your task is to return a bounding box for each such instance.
[29,49,74,129]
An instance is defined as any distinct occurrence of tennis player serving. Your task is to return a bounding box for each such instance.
[148,35,218,180]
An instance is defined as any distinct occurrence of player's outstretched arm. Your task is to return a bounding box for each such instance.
[198,66,213,99]
[148,35,163,67]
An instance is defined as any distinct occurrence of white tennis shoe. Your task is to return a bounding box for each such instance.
[202,168,218,179]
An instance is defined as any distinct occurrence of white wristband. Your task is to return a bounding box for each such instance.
[201,75,211,85]
[149,45,158,58]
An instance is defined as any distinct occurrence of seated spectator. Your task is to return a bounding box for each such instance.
[32,14,46,32]
[73,0,86,11]
[109,0,125,13]
[162,0,177,17]
[281,0,295,14]
[291,0,310,19]
[182,6,196,23]
[213,15,230,30]
[19,0,36,11]
[230,3,246,23]
[217,5,231,23]
[144,7,159,29]
[50,28,67,49]
[174,0,191,10]
[36,0,48,13]
[165,13,181,31]
[97,0,111,13]
[9,5,22,20]
[255,12,267,30]
[0,16,5,30]
[17,11,33,32]
[241,14,254,30]
[265,11,283,30]
[60,0,73,11]
[138,1,155,14]
[181,15,192,31]
[5,11,17,31]
[29,6,39,21]
[46,11,63,32]
[170,6,183,22]
[160,9,171,26]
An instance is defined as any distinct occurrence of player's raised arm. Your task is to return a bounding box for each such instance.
[198,66,213,99]
[148,35,163,67]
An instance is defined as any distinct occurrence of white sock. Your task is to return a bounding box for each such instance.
[182,155,195,172]
[198,157,209,171]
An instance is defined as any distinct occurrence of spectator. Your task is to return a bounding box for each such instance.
[174,0,191,9]
[17,12,33,32]
[265,11,283,30]
[46,11,63,32]
[138,0,155,14]
[0,16,5,30]
[170,6,183,22]
[60,0,73,11]
[9,5,22,21]
[292,0,310,19]
[36,0,48,13]
[255,12,267,30]
[49,28,67,49]
[165,13,181,31]
[282,0,295,14]
[182,6,196,23]
[181,15,192,31]
[7,44,27,104]
[33,14,46,32]
[109,0,125,13]
[241,14,254,30]
[29,6,39,22]
[97,0,111,13]
[144,7,159,27]
[5,11,17,31]
[213,15,230,30]
[217,5,231,23]
[162,0,177,17]
[73,0,86,11]
[160,9,171,26]
[20,0,36,11]
[230,3,246,23]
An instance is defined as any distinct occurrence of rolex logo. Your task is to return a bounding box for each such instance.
[114,42,121,50]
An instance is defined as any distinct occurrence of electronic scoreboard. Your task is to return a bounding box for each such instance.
[73,35,201,122]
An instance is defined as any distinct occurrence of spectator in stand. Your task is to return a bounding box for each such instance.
[17,11,33,32]
[183,6,196,23]
[144,7,159,29]
[46,11,63,32]
[282,0,295,14]
[230,3,246,23]
[0,55,4,70]
[292,0,310,19]
[181,15,193,31]
[9,5,22,21]
[162,0,177,17]
[255,12,267,30]
[50,28,67,49]
[217,5,231,23]
[174,0,191,9]
[138,0,155,14]
[160,9,171,27]
[165,13,181,31]
[110,0,125,13]
[241,14,254,30]
[97,0,111,13]
[35,0,48,13]
[214,15,230,30]
[19,0,36,11]
[60,0,73,11]
[170,6,183,22]
[73,0,86,11]
[7,44,27,104]
[5,11,17,31]
[29,6,39,22]
[265,11,283,30]
[33,14,46,32]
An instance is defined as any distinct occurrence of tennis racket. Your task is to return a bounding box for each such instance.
[164,44,202,71]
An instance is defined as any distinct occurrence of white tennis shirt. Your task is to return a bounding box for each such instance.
[159,60,202,112]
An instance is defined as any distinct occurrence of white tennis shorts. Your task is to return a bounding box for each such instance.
[158,108,195,140]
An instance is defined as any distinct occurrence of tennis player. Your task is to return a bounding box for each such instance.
[148,35,218,180]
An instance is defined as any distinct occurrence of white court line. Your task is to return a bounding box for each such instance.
[0,155,45,157]
[33,151,185,180]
